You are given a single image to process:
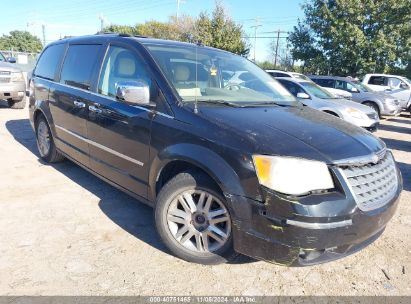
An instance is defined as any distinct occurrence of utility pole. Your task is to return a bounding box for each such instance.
[176,0,185,21]
[250,18,262,62]
[99,14,105,32]
[41,24,46,47]
[268,29,289,68]
[273,29,280,68]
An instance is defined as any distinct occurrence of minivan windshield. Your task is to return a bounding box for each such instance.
[144,43,297,106]
[352,80,373,92]
[300,81,337,99]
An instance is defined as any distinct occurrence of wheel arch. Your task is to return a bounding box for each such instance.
[362,100,382,113]
[149,143,245,202]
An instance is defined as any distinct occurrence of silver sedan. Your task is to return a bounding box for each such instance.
[276,77,379,132]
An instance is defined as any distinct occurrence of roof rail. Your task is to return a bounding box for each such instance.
[94,31,148,38]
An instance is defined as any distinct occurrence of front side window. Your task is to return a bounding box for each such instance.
[387,77,401,88]
[300,81,336,99]
[144,43,296,106]
[60,44,101,90]
[0,52,6,62]
[277,79,304,96]
[34,44,66,81]
[98,46,153,98]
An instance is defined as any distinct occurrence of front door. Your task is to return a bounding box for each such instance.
[86,44,158,199]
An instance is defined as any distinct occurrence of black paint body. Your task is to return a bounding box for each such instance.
[28,35,403,265]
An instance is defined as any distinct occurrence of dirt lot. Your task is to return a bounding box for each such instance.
[0,101,410,296]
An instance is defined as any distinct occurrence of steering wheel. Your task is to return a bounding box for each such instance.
[224,83,242,91]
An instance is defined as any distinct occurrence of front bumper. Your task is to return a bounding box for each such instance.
[381,103,402,116]
[364,122,378,132]
[228,168,402,266]
[0,81,26,101]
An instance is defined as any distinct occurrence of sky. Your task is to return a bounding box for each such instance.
[1,0,304,61]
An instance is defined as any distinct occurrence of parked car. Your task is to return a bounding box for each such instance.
[266,69,311,81]
[276,77,379,132]
[362,74,411,111]
[267,70,351,99]
[28,34,402,266]
[310,75,402,117]
[0,51,26,109]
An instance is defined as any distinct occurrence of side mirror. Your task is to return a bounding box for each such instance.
[296,92,310,99]
[115,81,153,107]
[7,57,16,63]
[400,82,409,90]
[350,87,359,93]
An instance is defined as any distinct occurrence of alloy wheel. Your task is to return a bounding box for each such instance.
[166,190,231,253]
[37,120,51,157]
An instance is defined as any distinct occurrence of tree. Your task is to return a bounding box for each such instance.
[0,31,43,52]
[289,0,411,76]
[103,3,249,56]
[194,3,250,56]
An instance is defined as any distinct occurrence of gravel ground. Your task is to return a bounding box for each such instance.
[0,101,410,296]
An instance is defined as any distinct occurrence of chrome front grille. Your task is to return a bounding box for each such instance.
[0,71,10,83]
[339,152,398,211]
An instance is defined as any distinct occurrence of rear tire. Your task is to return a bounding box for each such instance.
[35,115,65,163]
[8,98,26,109]
[155,171,238,265]
[363,102,380,118]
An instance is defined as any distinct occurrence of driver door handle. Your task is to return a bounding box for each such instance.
[73,100,86,108]
[89,105,103,114]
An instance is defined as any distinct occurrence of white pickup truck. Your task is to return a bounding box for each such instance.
[362,74,411,112]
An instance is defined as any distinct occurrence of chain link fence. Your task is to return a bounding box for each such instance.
[0,50,39,72]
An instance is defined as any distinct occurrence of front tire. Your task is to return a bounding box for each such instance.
[8,98,26,109]
[363,102,380,118]
[155,171,237,265]
[35,115,65,163]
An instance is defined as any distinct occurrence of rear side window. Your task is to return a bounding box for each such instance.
[368,76,387,86]
[34,44,66,80]
[313,78,334,88]
[270,72,290,78]
[60,44,101,91]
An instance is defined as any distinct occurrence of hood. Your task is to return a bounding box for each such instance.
[324,87,352,97]
[0,61,21,73]
[197,105,385,163]
[320,98,376,114]
[361,90,393,101]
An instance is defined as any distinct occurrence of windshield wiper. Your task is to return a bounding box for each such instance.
[193,99,244,107]
[245,101,294,107]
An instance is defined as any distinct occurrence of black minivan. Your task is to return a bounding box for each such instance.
[28,34,402,266]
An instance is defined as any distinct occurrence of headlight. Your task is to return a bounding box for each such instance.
[252,155,334,195]
[346,107,367,119]
[11,72,24,82]
[385,98,396,106]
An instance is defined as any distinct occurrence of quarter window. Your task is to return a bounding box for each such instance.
[60,44,101,91]
[34,44,66,81]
